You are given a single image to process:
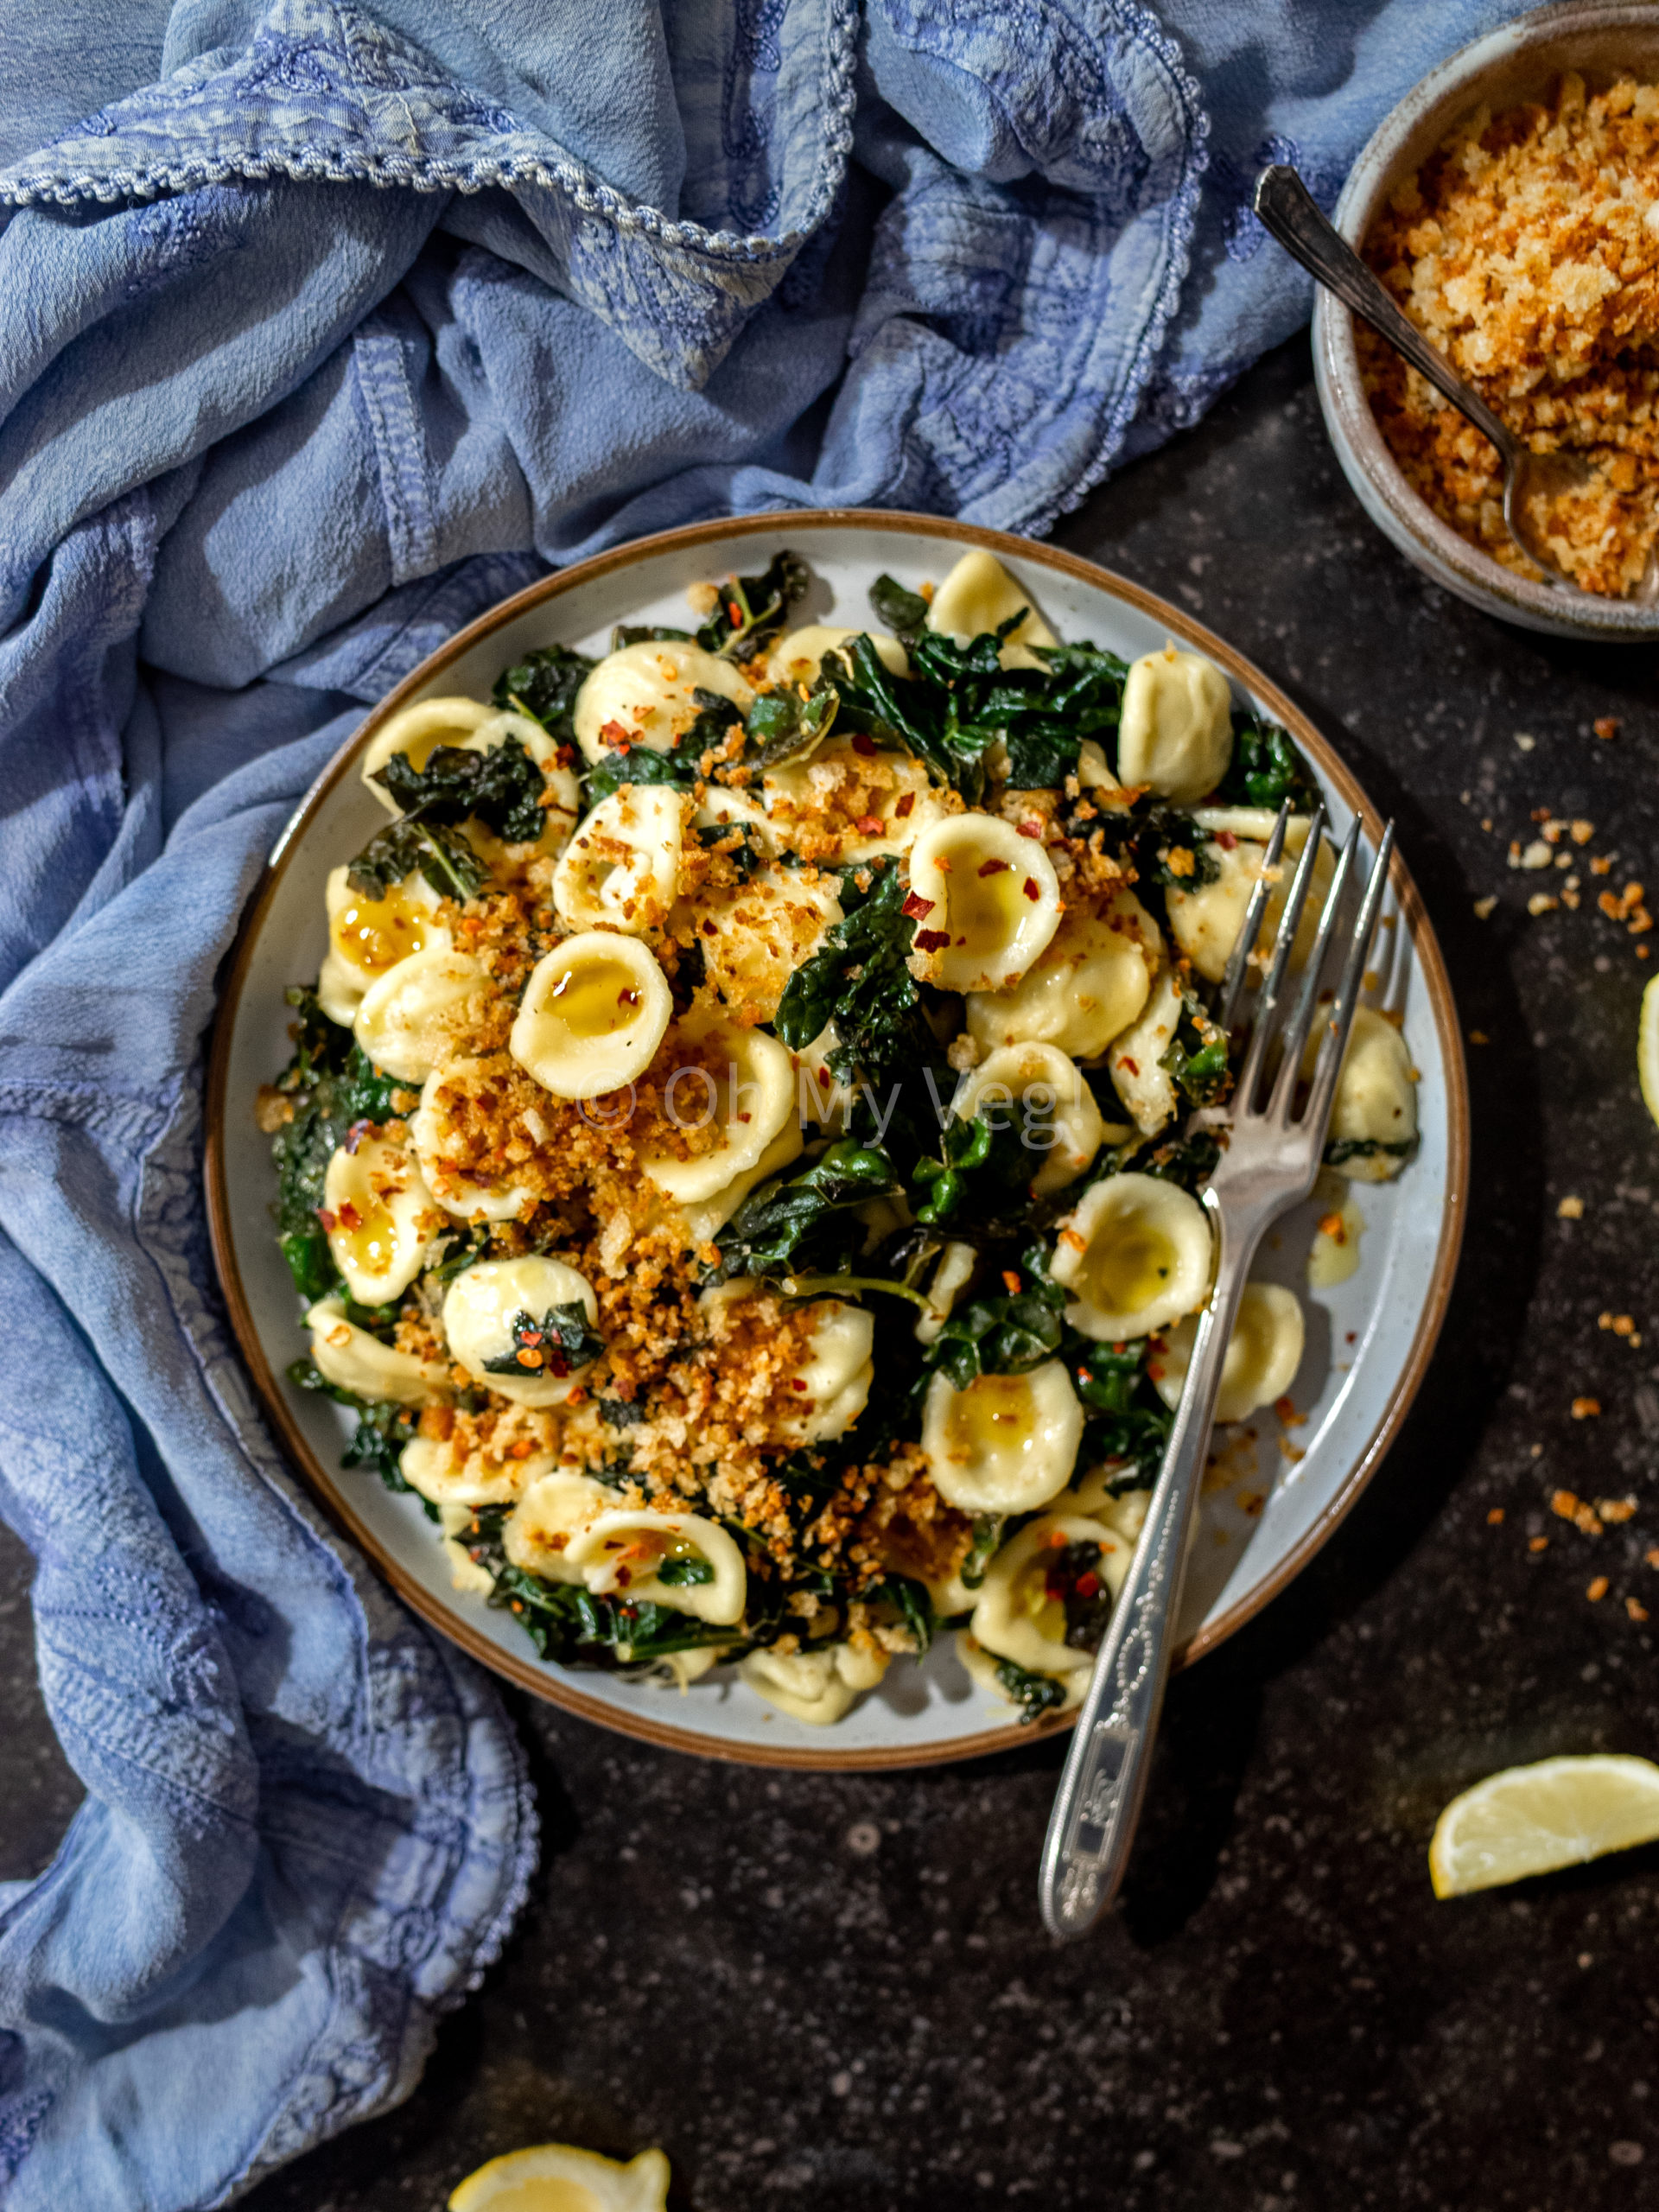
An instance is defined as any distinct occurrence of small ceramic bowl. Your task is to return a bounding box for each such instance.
[1313,0,1659,640]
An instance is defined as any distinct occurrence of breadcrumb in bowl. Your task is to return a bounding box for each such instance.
[1314,1,1659,639]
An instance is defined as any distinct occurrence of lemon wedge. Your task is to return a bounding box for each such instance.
[1641,974,1659,1132]
[1429,1754,1659,1897]
[448,2143,671,2212]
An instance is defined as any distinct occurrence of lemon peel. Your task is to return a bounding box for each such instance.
[448,2141,671,2212]
[1429,1753,1659,1897]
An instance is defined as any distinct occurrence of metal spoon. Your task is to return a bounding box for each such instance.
[1253,162,1613,596]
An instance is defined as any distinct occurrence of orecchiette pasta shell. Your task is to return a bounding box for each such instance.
[921,1360,1083,1515]
[442,1255,601,1408]
[779,1300,875,1445]
[1308,1004,1417,1182]
[638,1011,796,1204]
[411,1058,536,1224]
[353,948,488,1085]
[1116,645,1234,803]
[1052,1170,1212,1342]
[304,1296,447,1406]
[914,1240,978,1345]
[322,1132,442,1306]
[504,1471,626,1585]
[691,864,842,1025]
[957,1630,1088,1714]
[509,931,673,1099]
[926,549,1058,672]
[1150,1281,1306,1424]
[965,887,1161,1062]
[761,737,946,864]
[969,1512,1126,1675]
[572,639,752,765]
[400,1433,545,1510]
[951,1039,1106,1197]
[565,1510,747,1626]
[1104,966,1183,1135]
[766,624,908,684]
[740,1642,888,1725]
[906,815,1063,993]
[680,1119,805,1247]
[359,697,497,810]
[553,785,683,935]
[1166,822,1332,985]
[321,862,452,1010]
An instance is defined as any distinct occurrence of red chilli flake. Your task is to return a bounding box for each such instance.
[1016,820,1043,840]
[855,814,884,836]
[316,1208,339,1233]
[977,858,1010,878]
[1118,1056,1140,1077]
[337,1200,362,1231]
[902,891,936,920]
[599,719,633,753]
[912,928,950,954]
[1216,830,1238,850]
[894,791,916,818]
[1075,1571,1100,1599]
[1022,877,1040,900]
[851,733,877,758]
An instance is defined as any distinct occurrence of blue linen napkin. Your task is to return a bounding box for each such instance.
[0,2,1529,2202]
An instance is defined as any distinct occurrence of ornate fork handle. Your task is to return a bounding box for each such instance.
[1038,1190,1270,1939]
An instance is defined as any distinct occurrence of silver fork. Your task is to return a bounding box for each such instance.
[1038,798,1396,1940]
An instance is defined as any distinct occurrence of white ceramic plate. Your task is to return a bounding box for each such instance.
[206,512,1467,1770]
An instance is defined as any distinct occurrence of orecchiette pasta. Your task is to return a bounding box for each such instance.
[766,624,908,683]
[358,697,496,800]
[305,1296,447,1405]
[552,785,683,935]
[921,1361,1084,1514]
[969,1511,1130,1675]
[1150,1281,1306,1424]
[1116,644,1234,803]
[353,947,487,1084]
[1052,1171,1212,1342]
[906,814,1063,993]
[317,863,451,1025]
[502,1471,616,1583]
[778,1299,875,1444]
[761,736,946,862]
[565,1510,747,1626]
[638,1010,795,1203]
[322,1130,442,1305]
[965,887,1162,1061]
[1105,966,1184,1135]
[951,1040,1106,1195]
[572,640,753,765]
[694,864,842,1025]
[411,1058,536,1223]
[1315,1004,1418,1181]
[509,932,674,1098]
[926,548,1058,671]
[442,1255,601,1408]
[1166,817,1332,984]
[740,1641,888,1725]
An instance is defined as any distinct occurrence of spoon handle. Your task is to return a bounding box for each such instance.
[1253,163,1516,461]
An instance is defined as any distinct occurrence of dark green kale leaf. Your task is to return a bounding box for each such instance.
[656,1556,716,1588]
[868,573,931,645]
[744,680,837,767]
[1324,1135,1417,1168]
[959,1514,1005,1592]
[1045,1538,1116,1651]
[995,1657,1068,1721]
[710,1139,899,1283]
[346,815,486,903]
[695,821,767,880]
[924,1280,1065,1391]
[874,1573,936,1656]
[1060,799,1222,893]
[493,643,593,739]
[991,642,1129,790]
[269,993,414,1300]
[1159,986,1231,1109]
[378,735,549,845]
[695,550,810,658]
[1070,1338,1145,1415]
[611,623,694,649]
[912,1099,1046,1229]
[287,1358,429,1510]
[480,1302,605,1381]
[1215,713,1319,811]
[583,688,742,805]
[772,859,940,1092]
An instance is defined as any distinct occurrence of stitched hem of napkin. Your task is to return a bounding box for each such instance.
[0,0,861,271]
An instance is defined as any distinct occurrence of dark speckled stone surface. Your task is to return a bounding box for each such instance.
[10,334,1659,2209]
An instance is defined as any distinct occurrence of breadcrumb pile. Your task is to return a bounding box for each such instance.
[1363,73,1659,596]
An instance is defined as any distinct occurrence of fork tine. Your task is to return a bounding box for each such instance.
[1268,816,1362,1120]
[1305,821,1397,1131]
[1231,801,1326,1113]
[1214,799,1291,1032]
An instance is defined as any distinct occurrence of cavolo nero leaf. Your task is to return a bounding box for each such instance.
[287,1359,429,1510]
[709,1139,899,1283]
[493,643,593,739]
[695,550,810,658]
[868,572,931,645]
[270,990,411,1300]
[582,688,743,805]
[1215,712,1319,811]
[772,860,937,1090]
[346,815,486,903]
[377,735,549,845]
[480,1302,605,1381]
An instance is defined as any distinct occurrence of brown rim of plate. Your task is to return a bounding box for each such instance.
[204,507,1470,1772]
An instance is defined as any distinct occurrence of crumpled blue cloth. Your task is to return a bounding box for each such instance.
[0,2,1529,2203]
